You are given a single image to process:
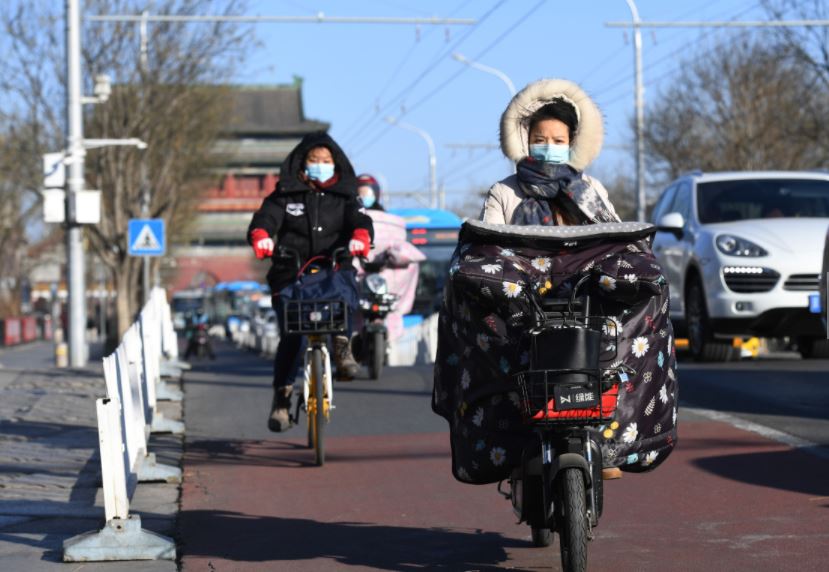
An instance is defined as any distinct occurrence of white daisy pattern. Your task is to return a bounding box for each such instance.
[502,281,523,298]
[621,422,638,443]
[461,369,471,389]
[632,336,650,358]
[481,263,502,275]
[659,384,669,404]
[624,273,638,283]
[490,447,507,466]
[472,407,484,427]
[599,275,617,291]
[643,451,658,466]
[531,257,552,272]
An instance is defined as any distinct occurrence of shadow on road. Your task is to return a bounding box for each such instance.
[185,438,449,468]
[179,509,531,570]
[693,449,829,498]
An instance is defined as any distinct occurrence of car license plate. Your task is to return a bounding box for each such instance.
[554,385,599,410]
[809,294,821,314]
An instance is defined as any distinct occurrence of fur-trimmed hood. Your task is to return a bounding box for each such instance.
[500,79,604,171]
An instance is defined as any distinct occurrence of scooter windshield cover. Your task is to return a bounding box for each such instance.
[432,221,678,484]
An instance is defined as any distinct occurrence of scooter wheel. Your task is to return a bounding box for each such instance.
[531,526,552,547]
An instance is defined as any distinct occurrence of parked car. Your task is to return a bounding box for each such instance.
[651,171,829,361]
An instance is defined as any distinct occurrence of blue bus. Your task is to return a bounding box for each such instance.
[387,208,463,316]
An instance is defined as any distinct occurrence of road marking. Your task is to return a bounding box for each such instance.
[683,406,829,460]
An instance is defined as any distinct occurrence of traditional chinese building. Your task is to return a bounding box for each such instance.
[169,80,329,291]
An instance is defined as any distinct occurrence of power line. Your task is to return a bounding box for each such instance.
[350,0,542,159]
[339,0,475,142]
[342,0,506,150]
[592,0,760,100]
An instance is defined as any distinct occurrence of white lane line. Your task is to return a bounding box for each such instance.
[683,406,829,460]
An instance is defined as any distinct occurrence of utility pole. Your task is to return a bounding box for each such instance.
[65,0,87,366]
[624,0,646,223]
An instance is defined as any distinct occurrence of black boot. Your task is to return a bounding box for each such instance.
[268,386,293,432]
[333,335,360,380]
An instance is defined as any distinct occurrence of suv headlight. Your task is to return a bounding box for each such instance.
[715,234,768,257]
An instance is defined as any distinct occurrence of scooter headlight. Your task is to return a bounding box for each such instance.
[365,274,388,295]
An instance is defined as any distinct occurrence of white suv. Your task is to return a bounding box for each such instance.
[651,171,829,361]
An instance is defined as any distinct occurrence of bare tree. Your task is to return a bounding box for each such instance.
[643,35,829,182]
[0,1,249,338]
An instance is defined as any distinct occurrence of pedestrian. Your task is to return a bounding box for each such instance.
[480,78,620,225]
[248,132,373,432]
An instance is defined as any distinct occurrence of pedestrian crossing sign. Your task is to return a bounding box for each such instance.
[128,219,166,256]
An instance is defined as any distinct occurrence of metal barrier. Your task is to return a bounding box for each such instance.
[63,287,186,562]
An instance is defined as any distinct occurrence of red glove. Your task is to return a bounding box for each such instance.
[250,228,274,259]
[348,228,371,258]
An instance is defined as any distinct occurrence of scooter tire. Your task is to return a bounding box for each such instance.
[369,331,384,380]
[558,468,588,572]
[531,526,552,547]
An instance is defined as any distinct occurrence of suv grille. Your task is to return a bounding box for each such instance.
[722,267,780,293]
[783,274,819,291]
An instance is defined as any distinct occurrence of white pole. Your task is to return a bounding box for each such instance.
[625,0,646,222]
[66,0,88,366]
[386,117,437,208]
[452,52,516,96]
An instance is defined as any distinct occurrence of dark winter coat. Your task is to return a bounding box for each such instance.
[433,220,678,484]
[247,132,374,291]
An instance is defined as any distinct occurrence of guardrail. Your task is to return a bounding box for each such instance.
[63,288,186,562]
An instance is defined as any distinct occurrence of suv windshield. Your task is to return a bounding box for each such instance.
[697,178,829,224]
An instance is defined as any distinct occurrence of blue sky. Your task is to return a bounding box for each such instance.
[239,0,768,210]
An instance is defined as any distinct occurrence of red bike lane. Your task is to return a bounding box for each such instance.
[179,416,828,571]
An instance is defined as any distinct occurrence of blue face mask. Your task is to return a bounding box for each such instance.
[305,162,335,182]
[529,143,570,164]
[360,194,376,208]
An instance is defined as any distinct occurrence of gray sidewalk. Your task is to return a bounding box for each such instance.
[0,342,182,571]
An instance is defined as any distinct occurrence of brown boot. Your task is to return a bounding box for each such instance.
[267,386,293,432]
[333,335,360,380]
[602,467,623,480]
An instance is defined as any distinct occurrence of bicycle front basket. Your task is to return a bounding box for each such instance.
[282,299,348,335]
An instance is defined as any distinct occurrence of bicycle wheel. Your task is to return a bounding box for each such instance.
[310,347,325,466]
[558,468,588,572]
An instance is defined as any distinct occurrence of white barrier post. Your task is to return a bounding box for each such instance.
[141,294,183,402]
[62,398,175,561]
[156,288,190,379]
[133,317,183,435]
[104,346,181,483]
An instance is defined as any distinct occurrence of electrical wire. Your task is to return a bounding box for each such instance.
[349,0,543,159]
[340,0,476,143]
[342,0,507,150]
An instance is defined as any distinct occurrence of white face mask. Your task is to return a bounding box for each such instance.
[305,162,335,182]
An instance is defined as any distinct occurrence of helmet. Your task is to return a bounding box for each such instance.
[356,173,381,205]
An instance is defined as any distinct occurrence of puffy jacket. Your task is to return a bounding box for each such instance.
[248,132,374,290]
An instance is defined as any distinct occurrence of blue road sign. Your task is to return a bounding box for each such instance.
[128,219,166,256]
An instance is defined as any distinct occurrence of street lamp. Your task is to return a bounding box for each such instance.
[452,52,516,97]
[385,116,438,209]
[625,0,646,222]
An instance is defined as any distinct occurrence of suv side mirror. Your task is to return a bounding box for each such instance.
[657,212,685,237]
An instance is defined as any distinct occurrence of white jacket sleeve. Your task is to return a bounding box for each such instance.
[588,177,622,222]
[479,184,507,224]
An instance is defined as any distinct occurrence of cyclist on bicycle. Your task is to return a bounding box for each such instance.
[248,131,373,432]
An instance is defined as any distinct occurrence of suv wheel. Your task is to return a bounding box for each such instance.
[796,336,829,359]
[686,278,739,362]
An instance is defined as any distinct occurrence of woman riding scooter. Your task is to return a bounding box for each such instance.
[434,78,678,483]
[248,132,373,432]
